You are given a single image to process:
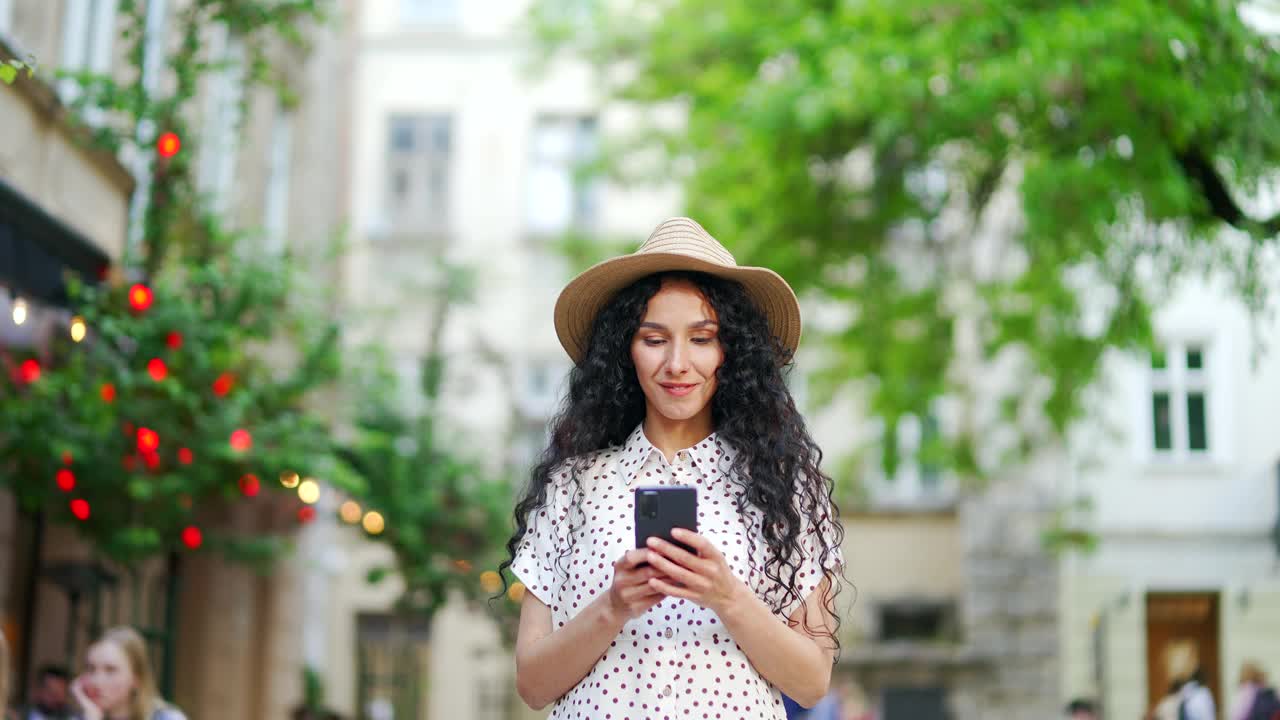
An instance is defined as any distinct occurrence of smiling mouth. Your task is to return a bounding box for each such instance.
[660,383,698,397]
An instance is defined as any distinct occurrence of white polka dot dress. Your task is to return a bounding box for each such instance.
[511,425,844,719]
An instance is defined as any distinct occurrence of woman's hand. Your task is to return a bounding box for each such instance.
[70,677,103,720]
[607,548,668,622]
[644,528,747,615]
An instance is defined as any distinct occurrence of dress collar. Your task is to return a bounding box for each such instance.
[617,424,728,486]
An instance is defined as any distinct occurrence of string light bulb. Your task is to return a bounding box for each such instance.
[128,284,153,312]
[507,582,526,603]
[280,471,300,488]
[297,478,320,504]
[70,316,86,342]
[362,511,385,535]
[339,500,362,524]
[12,298,27,325]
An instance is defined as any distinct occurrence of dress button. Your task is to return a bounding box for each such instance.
[664,627,673,639]
[662,685,672,697]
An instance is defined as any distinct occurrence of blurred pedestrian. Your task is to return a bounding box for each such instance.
[1150,679,1183,720]
[504,217,845,718]
[2,630,10,718]
[1178,669,1217,720]
[69,628,186,720]
[14,665,73,720]
[1064,698,1098,719]
[1231,661,1280,720]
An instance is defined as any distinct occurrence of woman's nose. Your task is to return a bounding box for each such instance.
[665,342,690,374]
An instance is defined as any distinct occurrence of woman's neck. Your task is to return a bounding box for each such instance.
[642,411,714,463]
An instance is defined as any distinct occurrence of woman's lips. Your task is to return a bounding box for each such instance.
[660,383,697,397]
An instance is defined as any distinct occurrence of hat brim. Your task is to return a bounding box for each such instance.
[554,252,802,365]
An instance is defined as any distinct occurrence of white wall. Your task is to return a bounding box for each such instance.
[1071,273,1280,536]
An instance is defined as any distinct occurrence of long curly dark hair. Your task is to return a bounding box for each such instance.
[499,271,844,647]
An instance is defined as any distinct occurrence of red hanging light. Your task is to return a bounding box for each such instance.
[136,427,160,453]
[212,372,235,397]
[62,451,73,466]
[100,383,117,402]
[122,454,138,471]
[70,499,90,521]
[142,451,161,470]
[157,131,181,159]
[181,525,202,549]
[18,359,41,384]
[147,358,168,382]
[177,447,194,465]
[239,473,261,497]
[229,429,252,453]
[128,284,153,312]
[166,331,183,349]
[55,469,76,492]
[297,506,316,524]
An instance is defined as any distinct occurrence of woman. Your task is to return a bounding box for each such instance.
[1231,661,1280,720]
[502,217,846,718]
[2,629,9,713]
[69,627,185,720]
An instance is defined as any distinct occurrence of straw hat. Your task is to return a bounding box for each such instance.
[553,217,801,364]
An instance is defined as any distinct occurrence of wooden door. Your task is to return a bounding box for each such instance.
[1146,593,1220,713]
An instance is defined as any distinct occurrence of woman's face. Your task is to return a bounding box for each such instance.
[630,279,724,425]
[82,641,135,713]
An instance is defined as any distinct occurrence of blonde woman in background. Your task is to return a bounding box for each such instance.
[1231,661,1280,720]
[2,629,10,716]
[68,628,185,720]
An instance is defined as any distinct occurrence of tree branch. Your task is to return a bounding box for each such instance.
[1176,146,1280,238]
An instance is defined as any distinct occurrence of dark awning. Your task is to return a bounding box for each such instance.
[0,179,110,306]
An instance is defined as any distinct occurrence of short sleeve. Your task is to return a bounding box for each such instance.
[510,474,570,607]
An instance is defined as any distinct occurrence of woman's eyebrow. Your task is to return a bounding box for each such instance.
[637,320,719,331]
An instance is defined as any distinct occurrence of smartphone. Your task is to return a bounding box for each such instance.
[634,486,698,562]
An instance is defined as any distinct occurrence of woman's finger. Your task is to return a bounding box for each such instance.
[646,536,711,573]
[671,528,724,562]
[648,576,695,601]
[644,550,702,587]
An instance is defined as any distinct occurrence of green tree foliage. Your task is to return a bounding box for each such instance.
[339,352,514,619]
[0,1,347,566]
[532,0,1280,480]
[0,234,353,564]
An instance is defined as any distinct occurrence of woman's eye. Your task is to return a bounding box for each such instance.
[691,337,714,345]
[643,338,666,346]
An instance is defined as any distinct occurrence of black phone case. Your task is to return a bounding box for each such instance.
[634,486,698,557]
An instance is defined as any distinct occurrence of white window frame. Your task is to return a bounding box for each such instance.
[525,115,599,237]
[263,109,294,253]
[1146,340,1215,462]
[865,409,956,509]
[196,25,245,215]
[58,0,119,112]
[0,0,14,34]
[382,113,453,237]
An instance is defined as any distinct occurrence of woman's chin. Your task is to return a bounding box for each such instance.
[653,402,709,423]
